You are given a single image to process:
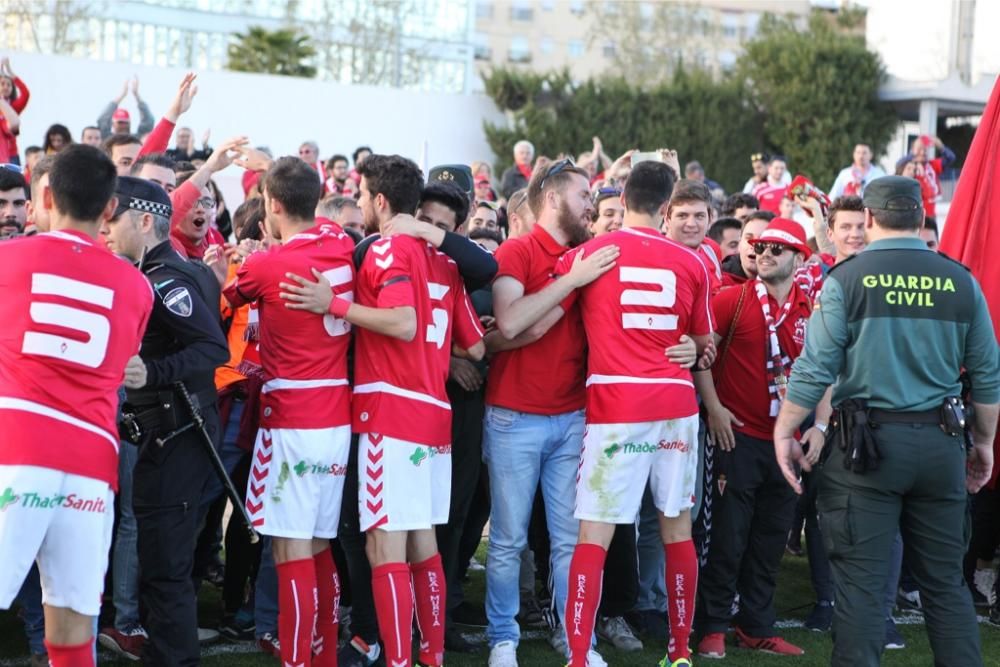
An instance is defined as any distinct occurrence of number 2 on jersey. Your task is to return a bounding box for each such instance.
[321,266,354,337]
[619,266,678,330]
[21,273,114,368]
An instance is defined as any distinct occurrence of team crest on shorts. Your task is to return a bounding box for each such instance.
[163,287,193,317]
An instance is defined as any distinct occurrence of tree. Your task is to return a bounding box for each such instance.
[226,26,317,78]
[0,0,104,55]
[482,67,764,193]
[737,11,898,188]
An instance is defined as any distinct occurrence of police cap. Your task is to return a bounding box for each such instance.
[113,176,173,219]
[427,164,474,200]
[862,176,922,211]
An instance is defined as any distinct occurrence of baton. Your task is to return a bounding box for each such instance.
[157,382,260,544]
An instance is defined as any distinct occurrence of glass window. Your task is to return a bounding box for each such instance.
[475,1,492,20]
[602,40,616,58]
[540,36,554,55]
[508,35,531,63]
[510,0,533,21]
[568,39,584,57]
[474,32,492,61]
[569,0,585,17]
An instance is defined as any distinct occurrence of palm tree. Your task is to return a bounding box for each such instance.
[227,26,317,78]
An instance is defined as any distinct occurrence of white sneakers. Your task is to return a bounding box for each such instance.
[489,640,518,667]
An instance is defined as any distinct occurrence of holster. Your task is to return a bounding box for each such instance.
[119,386,215,446]
[831,399,882,474]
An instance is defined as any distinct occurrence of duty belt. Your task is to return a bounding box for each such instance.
[867,408,940,425]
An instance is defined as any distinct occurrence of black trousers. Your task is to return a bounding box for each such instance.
[222,452,261,615]
[435,383,485,616]
[338,434,378,643]
[695,431,796,637]
[599,524,639,617]
[134,405,216,667]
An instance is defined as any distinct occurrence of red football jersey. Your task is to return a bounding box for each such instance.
[753,182,786,214]
[697,242,723,295]
[224,223,355,429]
[0,230,153,489]
[712,281,812,440]
[556,226,714,423]
[353,235,483,445]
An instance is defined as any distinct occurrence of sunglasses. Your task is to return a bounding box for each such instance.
[196,196,217,209]
[0,163,23,174]
[752,242,790,256]
[593,186,621,198]
[539,158,574,189]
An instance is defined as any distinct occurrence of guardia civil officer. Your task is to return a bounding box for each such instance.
[101,176,229,667]
[773,175,1000,667]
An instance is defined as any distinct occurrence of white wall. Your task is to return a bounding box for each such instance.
[8,51,505,206]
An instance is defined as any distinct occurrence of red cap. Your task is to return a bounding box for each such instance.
[758,218,811,258]
[112,108,130,122]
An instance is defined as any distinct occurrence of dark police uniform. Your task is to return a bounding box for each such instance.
[786,177,1000,666]
[128,238,228,667]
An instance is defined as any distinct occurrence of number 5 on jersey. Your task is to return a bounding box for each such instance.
[21,273,114,368]
[322,265,354,337]
[620,267,678,331]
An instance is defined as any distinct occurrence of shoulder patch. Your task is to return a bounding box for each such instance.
[162,286,193,317]
[938,251,972,272]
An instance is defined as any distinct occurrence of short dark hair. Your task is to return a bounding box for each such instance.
[420,181,470,229]
[745,209,776,226]
[667,178,712,216]
[234,198,265,242]
[130,152,176,176]
[263,157,322,220]
[526,159,590,218]
[358,154,423,216]
[827,195,864,228]
[870,206,922,231]
[102,133,141,156]
[316,195,358,221]
[0,167,26,192]
[721,192,758,217]
[81,125,100,137]
[923,216,938,237]
[352,146,372,164]
[326,154,348,169]
[48,145,117,221]
[707,217,742,244]
[24,145,42,158]
[30,155,55,193]
[624,161,676,216]
[469,227,503,245]
[769,154,786,164]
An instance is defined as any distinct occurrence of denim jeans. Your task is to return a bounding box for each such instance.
[254,536,278,637]
[15,564,45,655]
[200,400,246,508]
[636,487,667,613]
[113,440,141,630]
[483,407,584,648]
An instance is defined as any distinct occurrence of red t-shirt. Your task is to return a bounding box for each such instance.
[555,227,713,423]
[712,281,812,440]
[352,235,483,445]
[224,222,355,429]
[486,224,587,415]
[0,230,153,489]
[697,242,723,295]
[753,182,786,214]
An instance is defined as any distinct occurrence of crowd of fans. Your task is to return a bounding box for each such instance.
[0,63,995,667]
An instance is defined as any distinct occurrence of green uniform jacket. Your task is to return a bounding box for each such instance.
[787,236,999,411]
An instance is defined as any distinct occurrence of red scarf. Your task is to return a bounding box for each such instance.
[171,226,225,260]
[517,162,532,181]
[754,278,794,416]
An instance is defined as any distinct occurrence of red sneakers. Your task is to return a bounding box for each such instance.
[97,625,147,661]
[696,632,726,659]
[734,627,804,655]
[256,632,280,659]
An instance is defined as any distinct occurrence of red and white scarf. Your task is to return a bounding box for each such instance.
[754,278,793,416]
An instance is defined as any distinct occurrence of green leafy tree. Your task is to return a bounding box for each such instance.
[227,26,317,78]
[738,11,898,188]
[482,67,763,193]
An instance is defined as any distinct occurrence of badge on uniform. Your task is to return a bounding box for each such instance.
[163,287,193,317]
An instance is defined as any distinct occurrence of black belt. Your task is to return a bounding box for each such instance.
[868,408,940,425]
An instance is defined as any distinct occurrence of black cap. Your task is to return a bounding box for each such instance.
[113,176,172,219]
[862,176,922,211]
[427,164,473,199]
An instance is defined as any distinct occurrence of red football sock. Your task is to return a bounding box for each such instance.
[372,562,413,667]
[312,548,340,667]
[411,553,446,666]
[44,639,94,667]
[665,539,698,661]
[564,543,607,667]
[277,556,318,667]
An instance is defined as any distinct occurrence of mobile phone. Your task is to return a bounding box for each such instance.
[630,151,662,167]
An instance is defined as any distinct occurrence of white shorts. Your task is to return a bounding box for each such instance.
[575,416,700,523]
[359,433,451,532]
[0,465,114,616]
[245,426,350,539]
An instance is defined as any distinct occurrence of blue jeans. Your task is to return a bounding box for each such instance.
[15,565,45,654]
[200,400,246,509]
[113,440,141,630]
[636,487,668,613]
[483,406,583,648]
[254,536,278,637]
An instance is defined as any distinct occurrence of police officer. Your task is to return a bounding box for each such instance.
[773,176,1000,667]
[102,176,229,667]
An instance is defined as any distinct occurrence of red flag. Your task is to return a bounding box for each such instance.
[939,74,1000,487]
[940,74,1000,335]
